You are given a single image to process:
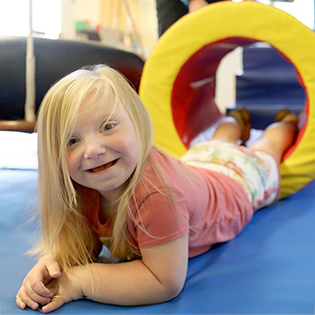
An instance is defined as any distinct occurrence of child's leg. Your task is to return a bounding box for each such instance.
[212,108,297,163]
[212,117,241,144]
[212,108,251,144]
[249,122,297,164]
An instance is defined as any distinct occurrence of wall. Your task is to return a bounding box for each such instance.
[61,0,158,58]
[60,0,240,110]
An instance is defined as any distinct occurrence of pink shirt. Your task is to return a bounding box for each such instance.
[83,148,253,258]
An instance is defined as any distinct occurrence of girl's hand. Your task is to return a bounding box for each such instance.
[40,267,84,313]
[188,0,208,12]
[16,254,61,310]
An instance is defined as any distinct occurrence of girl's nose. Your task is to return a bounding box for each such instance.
[84,140,106,159]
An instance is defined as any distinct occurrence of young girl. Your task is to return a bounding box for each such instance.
[16,65,298,313]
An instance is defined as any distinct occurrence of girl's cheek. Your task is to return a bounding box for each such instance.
[67,151,81,173]
[119,131,137,149]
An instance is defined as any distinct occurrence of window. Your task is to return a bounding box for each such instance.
[274,0,314,30]
[232,0,314,30]
[0,0,61,39]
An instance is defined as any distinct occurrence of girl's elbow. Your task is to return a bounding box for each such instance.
[168,286,183,300]
[162,281,184,301]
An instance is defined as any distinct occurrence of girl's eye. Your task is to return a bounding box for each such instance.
[67,138,79,147]
[102,123,115,132]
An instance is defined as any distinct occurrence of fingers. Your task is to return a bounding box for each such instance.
[16,256,61,311]
[41,296,64,314]
[16,292,39,310]
[15,295,26,310]
[46,259,61,279]
[25,257,61,297]
[16,285,52,310]
[16,275,53,310]
[28,280,53,298]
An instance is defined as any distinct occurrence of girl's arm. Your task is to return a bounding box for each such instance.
[41,234,189,313]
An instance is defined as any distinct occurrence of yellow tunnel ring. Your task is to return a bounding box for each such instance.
[139,2,315,198]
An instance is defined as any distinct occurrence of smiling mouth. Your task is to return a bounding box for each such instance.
[87,159,119,173]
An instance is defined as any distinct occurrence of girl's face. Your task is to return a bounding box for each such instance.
[67,93,139,202]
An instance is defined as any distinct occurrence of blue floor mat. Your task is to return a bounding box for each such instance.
[1,169,315,314]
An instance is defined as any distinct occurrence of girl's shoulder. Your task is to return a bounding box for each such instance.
[148,146,183,169]
[146,146,183,180]
[138,146,202,197]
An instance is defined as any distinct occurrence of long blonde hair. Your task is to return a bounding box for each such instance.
[35,65,154,270]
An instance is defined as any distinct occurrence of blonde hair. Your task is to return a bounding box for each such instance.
[35,65,154,270]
